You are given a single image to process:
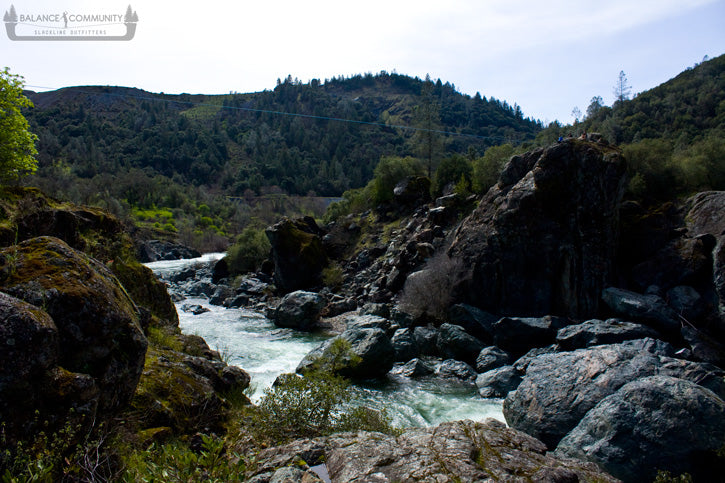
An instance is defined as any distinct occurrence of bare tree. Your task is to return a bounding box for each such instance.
[613,70,632,103]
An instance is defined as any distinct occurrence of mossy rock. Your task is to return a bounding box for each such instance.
[111,258,178,327]
[0,236,147,416]
[266,217,328,293]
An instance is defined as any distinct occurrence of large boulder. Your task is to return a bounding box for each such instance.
[600,287,681,336]
[556,375,725,482]
[436,323,484,365]
[556,318,660,350]
[448,140,627,318]
[136,239,201,263]
[492,316,564,356]
[0,237,147,440]
[297,327,394,379]
[273,291,326,330]
[266,217,328,294]
[503,338,725,448]
[446,303,498,343]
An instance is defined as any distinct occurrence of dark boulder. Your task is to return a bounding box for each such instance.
[136,239,201,263]
[666,285,705,320]
[556,375,725,482]
[0,237,147,440]
[433,359,477,382]
[476,365,522,398]
[448,141,627,318]
[492,316,564,356]
[392,358,434,378]
[273,291,326,331]
[631,236,713,292]
[413,326,439,356]
[475,346,511,373]
[601,287,681,336]
[391,328,419,362]
[436,323,484,365]
[211,257,229,283]
[266,217,328,294]
[447,303,497,343]
[555,318,660,350]
[297,327,394,379]
[503,338,724,448]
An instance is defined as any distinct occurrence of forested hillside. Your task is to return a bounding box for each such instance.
[24,72,540,199]
[540,54,725,203]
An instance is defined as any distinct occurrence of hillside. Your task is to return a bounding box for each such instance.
[23,73,541,198]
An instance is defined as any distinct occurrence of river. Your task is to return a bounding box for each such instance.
[146,254,504,428]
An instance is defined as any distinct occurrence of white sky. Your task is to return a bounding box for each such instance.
[3,0,725,124]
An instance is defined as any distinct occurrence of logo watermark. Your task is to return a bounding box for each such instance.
[3,4,138,41]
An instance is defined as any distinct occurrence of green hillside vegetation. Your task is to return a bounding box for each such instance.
[21,73,541,250]
[534,54,725,203]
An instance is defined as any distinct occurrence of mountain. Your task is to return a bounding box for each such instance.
[23,72,542,199]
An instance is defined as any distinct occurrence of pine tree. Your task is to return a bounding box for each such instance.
[613,71,632,103]
[413,75,443,178]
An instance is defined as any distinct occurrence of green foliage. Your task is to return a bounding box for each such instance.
[472,143,515,193]
[0,68,38,182]
[246,340,396,445]
[321,263,344,289]
[653,470,693,483]
[432,154,472,196]
[123,434,247,483]
[225,226,271,275]
[371,155,424,204]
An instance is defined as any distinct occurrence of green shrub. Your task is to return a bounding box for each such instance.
[472,144,515,194]
[245,340,397,445]
[371,156,424,204]
[321,263,344,289]
[123,434,246,483]
[225,227,271,275]
[431,154,472,196]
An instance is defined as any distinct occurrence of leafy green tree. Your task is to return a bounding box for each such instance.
[0,68,38,182]
[586,95,604,119]
[432,154,472,196]
[472,143,515,193]
[371,155,424,204]
[226,226,271,275]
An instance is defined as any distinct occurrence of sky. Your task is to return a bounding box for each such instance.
[2,0,725,124]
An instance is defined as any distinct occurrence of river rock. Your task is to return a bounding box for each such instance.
[273,291,326,330]
[447,141,627,318]
[446,303,497,343]
[476,365,522,398]
[556,375,725,482]
[436,323,484,365]
[492,316,564,356]
[391,358,434,378]
[433,359,477,382]
[600,287,681,336]
[555,318,660,350]
[390,328,418,362]
[475,346,511,373]
[343,313,391,332]
[297,327,394,379]
[137,239,201,262]
[0,237,147,439]
[266,217,327,294]
[413,326,439,356]
[503,338,724,448]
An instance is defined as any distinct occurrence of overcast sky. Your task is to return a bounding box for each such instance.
[3,0,724,124]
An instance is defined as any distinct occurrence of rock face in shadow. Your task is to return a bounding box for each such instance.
[266,217,328,294]
[448,140,627,318]
[0,236,147,441]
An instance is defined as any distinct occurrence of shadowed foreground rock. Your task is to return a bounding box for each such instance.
[251,419,618,482]
[0,236,147,441]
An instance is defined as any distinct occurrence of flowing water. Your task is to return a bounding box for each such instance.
[146,254,505,428]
